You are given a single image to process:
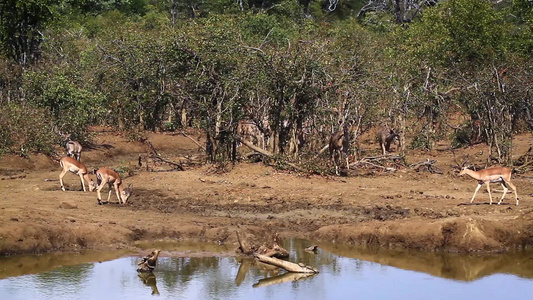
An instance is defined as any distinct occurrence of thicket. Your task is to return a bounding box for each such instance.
[0,0,531,166]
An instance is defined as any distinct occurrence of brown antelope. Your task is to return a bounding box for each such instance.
[459,166,519,205]
[95,167,133,205]
[237,120,266,149]
[59,156,95,192]
[66,140,83,161]
[377,125,401,155]
[329,121,355,175]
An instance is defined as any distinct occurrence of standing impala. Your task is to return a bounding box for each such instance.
[377,125,401,155]
[329,121,355,175]
[59,156,95,192]
[60,133,83,161]
[66,140,83,161]
[459,166,519,205]
[95,167,133,205]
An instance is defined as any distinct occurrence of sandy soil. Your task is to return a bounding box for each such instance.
[1,128,533,255]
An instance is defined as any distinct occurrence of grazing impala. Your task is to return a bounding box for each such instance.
[59,156,95,192]
[95,167,133,205]
[459,166,519,205]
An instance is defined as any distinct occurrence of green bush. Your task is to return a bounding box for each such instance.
[0,103,58,157]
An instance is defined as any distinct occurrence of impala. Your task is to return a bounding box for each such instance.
[237,119,266,149]
[59,156,95,192]
[95,167,133,205]
[66,140,83,161]
[60,132,83,161]
[459,166,519,205]
[377,125,401,155]
[329,121,355,175]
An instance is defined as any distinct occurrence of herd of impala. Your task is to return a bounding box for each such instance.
[58,124,520,206]
[59,137,132,205]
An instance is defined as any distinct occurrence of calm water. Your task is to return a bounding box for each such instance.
[1,240,533,300]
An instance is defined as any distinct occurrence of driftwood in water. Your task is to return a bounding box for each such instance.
[236,231,289,258]
[137,250,161,272]
[236,231,318,275]
[254,254,319,274]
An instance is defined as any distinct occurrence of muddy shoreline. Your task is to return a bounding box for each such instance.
[1,131,533,255]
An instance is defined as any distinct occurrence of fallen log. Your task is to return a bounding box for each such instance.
[254,254,319,274]
[236,136,305,172]
[180,131,206,151]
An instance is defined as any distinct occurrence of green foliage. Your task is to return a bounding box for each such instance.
[23,70,105,142]
[0,0,531,165]
[0,0,65,64]
[404,0,507,67]
[0,103,58,156]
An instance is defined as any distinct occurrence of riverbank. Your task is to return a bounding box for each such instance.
[1,130,532,255]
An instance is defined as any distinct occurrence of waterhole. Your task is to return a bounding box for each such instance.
[1,239,532,300]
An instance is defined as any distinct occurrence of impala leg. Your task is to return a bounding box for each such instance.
[78,172,86,192]
[107,183,113,203]
[345,155,349,172]
[505,180,519,206]
[497,182,508,205]
[59,169,68,191]
[114,182,122,204]
[486,183,493,205]
[96,178,108,205]
[470,183,483,203]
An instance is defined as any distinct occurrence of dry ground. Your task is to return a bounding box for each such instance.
[1,128,533,255]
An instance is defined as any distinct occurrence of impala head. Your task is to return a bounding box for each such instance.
[122,183,133,203]
[459,166,472,176]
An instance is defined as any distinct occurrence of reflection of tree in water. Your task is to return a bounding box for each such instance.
[156,256,239,296]
[35,263,93,294]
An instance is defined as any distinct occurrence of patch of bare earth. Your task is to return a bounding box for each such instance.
[1,129,533,255]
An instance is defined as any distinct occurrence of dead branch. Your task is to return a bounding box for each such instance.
[140,139,184,171]
[254,254,318,273]
[317,144,329,156]
[408,159,443,174]
[236,136,306,172]
[236,231,255,255]
[180,131,206,151]
[351,161,397,172]
[149,154,184,171]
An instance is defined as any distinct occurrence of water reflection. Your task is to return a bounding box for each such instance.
[138,272,159,295]
[1,240,533,300]
[252,272,316,288]
[318,242,533,281]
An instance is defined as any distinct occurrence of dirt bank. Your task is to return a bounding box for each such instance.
[1,129,533,255]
